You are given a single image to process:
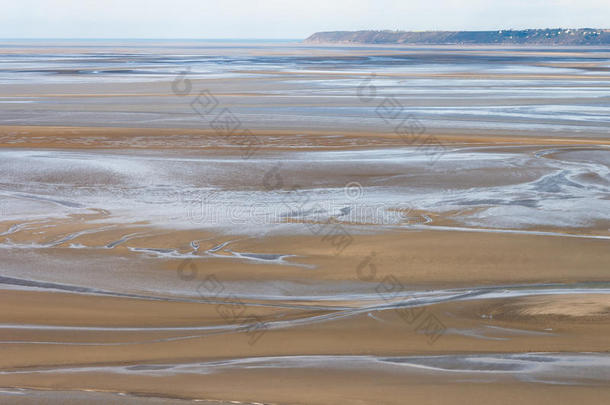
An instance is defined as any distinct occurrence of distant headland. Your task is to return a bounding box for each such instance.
[304,29,610,45]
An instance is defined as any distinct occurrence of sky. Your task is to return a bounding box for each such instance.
[1,0,609,39]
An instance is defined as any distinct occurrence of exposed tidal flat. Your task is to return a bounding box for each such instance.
[0,40,609,404]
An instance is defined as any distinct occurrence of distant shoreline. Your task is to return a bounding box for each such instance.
[305,29,610,45]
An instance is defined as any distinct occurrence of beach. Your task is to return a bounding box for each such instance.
[0,40,609,404]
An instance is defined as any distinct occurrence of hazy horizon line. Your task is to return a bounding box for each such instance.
[2,27,609,41]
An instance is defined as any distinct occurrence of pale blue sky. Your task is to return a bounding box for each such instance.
[2,0,609,39]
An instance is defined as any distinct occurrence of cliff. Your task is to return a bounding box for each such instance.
[304,29,610,45]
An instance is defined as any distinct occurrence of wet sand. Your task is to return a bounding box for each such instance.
[0,41,609,404]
